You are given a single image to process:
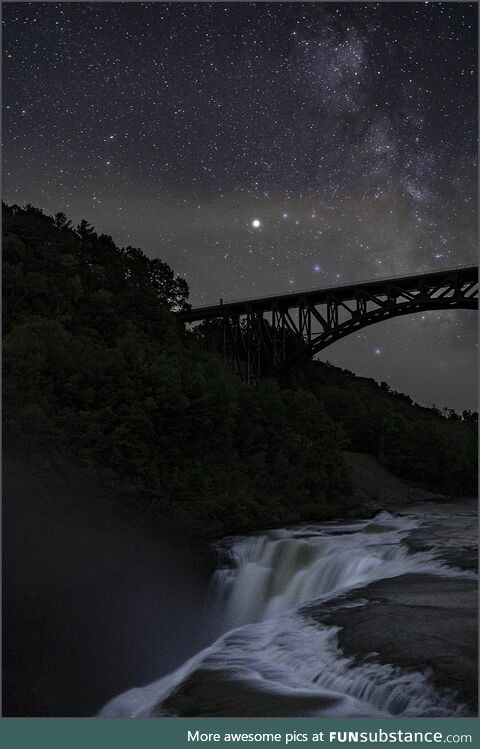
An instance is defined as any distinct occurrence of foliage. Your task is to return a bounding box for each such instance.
[3,203,349,537]
[4,203,475,541]
[298,361,477,496]
[192,316,477,498]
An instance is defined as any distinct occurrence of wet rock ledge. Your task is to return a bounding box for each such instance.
[305,573,478,715]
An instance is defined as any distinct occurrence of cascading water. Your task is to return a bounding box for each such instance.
[101,509,476,718]
[209,513,447,628]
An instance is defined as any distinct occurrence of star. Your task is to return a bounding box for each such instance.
[2,1,476,410]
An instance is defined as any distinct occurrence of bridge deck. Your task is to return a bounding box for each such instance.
[180,266,478,322]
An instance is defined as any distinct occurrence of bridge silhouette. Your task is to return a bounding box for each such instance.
[180,266,478,384]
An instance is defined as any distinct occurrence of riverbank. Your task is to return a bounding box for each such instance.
[210,451,466,540]
[343,452,446,514]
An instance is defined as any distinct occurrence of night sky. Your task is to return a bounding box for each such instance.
[3,2,478,411]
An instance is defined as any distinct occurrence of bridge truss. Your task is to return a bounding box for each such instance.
[180,267,478,385]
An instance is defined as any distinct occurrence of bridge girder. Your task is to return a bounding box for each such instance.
[180,267,478,385]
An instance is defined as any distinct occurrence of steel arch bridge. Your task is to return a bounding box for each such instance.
[179,266,478,385]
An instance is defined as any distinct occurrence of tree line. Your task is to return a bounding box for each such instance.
[3,203,477,538]
[3,203,348,536]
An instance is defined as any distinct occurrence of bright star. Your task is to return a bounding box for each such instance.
[252,219,261,228]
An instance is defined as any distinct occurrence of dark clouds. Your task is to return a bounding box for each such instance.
[3,2,477,410]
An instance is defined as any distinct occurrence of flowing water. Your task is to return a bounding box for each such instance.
[101,504,477,718]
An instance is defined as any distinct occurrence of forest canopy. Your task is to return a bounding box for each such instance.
[3,203,477,537]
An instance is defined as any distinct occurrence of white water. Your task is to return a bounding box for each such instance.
[101,510,475,718]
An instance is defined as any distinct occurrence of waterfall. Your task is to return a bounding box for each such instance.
[100,511,474,718]
[209,512,466,629]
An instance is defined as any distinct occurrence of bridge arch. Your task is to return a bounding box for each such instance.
[180,267,478,385]
[278,296,477,377]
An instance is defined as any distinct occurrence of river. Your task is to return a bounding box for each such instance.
[101,500,477,718]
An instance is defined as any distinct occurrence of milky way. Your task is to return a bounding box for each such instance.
[3,2,477,410]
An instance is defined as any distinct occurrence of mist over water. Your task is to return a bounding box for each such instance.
[2,449,214,716]
[102,508,477,718]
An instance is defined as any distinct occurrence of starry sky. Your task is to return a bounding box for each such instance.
[3,1,478,411]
